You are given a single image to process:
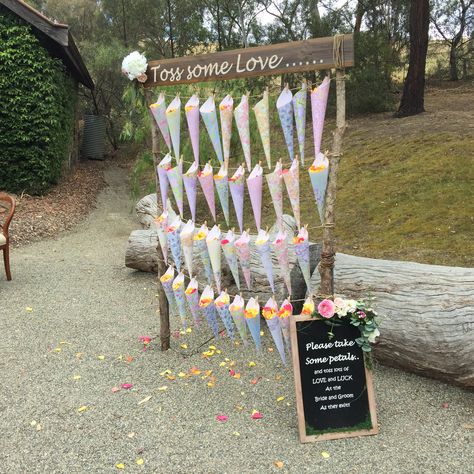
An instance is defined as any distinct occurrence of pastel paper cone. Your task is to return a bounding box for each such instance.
[253,89,271,169]
[293,226,311,294]
[272,230,291,295]
[167,159,184,217]
[166,215,182,271]
[150,93,171,151]
[214,164,230,226]
[200,96,224,164]
[301,295,315,317]
[244,297,261,351]
[277,86,294,161]
[199,285,219,338]
[278,299,293,353]
[185,278,201,326]
[262,297,286,364]
[166,95,181,160]
[293,82,308,164]
[206,225,222,293]
[180,220,195,277]
[157,153,172,211]
[229,294,248,345]
[308,153,329,224]
[247,163,263,231]
[311,76,330,156]
[221,229,240,290]
[172,272,188,329]
[228,165,245,233]
[235,231,251,290]
[160,266,179,317]
[194,224,213,283]
[234,94,251,171]
[282,159,300,228]
[215,291,236,341]
[265,160,283,229]
[183,161,198,221]
[185,95,200,165]
[255,229,275,293]
[154,212,168,265]
[219,95,233,167]
[198,162,216,221]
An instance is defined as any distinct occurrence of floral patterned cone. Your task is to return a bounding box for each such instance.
[311,76,330,156]
[221,229,240,290]
[172,272,188,329]
[282,158,300,228]
[272,230,291,295]
[199,285,219,338]
[185,277,201,326]
[301,295,315,317]
[278,299,293,353]
[185,94,200,165]
[253,89,271,169]
[200,96,224,165]
[308,152,329,224]
[215,291,236,341]
[157,153,172,211]
[150,93,171,151]
[167,159,184,217]
[160,266,179,317]
[246,163,263,231]
[265,160,283,229]
[183,161,198,221]
[277,86,294,162]
[165,95,181,160]
[229,295,248,345]
[214,164,230,226]
[219,95,233,168]
[244,297,261,351]
[180,220,195,277]
[294,226,311,295]
[235,230,251,290]
[293,82,307,164]
[228,165,245,233]
[234,94,251,171]
[194,224,213,284]
[154,211,168,265]
[166,215,182,271]
[255,229,275,293]
[262,297,286,364]
[198,162,216,222]
[206,225,222,293]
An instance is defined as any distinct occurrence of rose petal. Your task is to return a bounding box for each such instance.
[111,387,120,393]
[121,383,133,390]
[216,415,228,422]
[251,411,263,419]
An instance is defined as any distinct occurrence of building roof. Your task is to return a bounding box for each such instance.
[1,0,94,89]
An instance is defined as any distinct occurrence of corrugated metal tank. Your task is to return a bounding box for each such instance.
[82,115,106,160]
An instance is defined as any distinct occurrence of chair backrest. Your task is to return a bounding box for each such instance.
[0,194,16,238]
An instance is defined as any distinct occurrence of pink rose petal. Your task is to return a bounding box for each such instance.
[111,387,120,393]
[121,383,133,390]
[251,411,263,420]
[216,415,228,422]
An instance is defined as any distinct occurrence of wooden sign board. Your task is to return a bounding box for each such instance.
[144,34,353,87]
[290,315,378,442]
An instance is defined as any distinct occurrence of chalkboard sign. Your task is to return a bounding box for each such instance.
[290,315,378,442]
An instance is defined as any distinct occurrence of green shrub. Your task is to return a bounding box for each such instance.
[0,8,76,194]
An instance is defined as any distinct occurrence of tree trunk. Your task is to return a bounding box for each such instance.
[354,0,365,35]
[450,45,459,81]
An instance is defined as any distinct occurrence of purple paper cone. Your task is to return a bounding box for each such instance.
[167,159,184,217]
[198,163,216,222]
[244,297,261,351]
[229,295,247,345]
[172,272,188,329]
[180,220,195,277]
[166,215,182,271]
[154,212,168,265]
[278,299,293,353]
[311,76,330,156]
[308,153,329,224]
[272,230,291,296]
[282,159,300,228]
[206,225,222,293]
[293,82,307,164]
[221,229,240,290]
[185,278,201,326]
[234,94,251,171]
[277,87,294,162]
[150,93,171,151]
[183,161,198,221]
[235,231,251,290]
[229,165,245,233]
[200,96,224,165]
[185,94,200,165]
[255,229,275,293]
[199,285,219,338]
[219,95,233,168]
[157,153,172,211]
[265,160,283,229]
[247,163,263,231]
[166,95,181,160]
[194,224,213,284]
[262,297,286,364]
[215,291,236,341]
[294,226,311,294]
[160,266,179,317]
[214,164,230,226]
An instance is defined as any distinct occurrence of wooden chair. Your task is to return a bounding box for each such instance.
[0,194,15,281]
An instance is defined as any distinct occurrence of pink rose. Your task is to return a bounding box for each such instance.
[358,311,366,319]
[318,299,335,319]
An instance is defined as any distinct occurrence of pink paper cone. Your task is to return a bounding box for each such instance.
[311,76,330,156]
[282,159,300,228]
[278,299,293,353]
[235,231,251,290]
[154,212,168,265]
[244,297,261,351]
[293,82,307,164]
[167,159,184,217]
[234,94,251,171]
[277,86,294,162]
[180,220,195,277]
[272,230,291,296]
[200,96,224,165]
[255,229,275,293]
[166,95,181,160]
[265,160,283,229]
[198,163,216,222]
[157,153,172,212]
[247,163,263,231]
[253,89,271,169]
[183,161,198,221]
[185,278,201,326]
[293,226,311,295]
[221,229,240,290]
[199,285,219,338]
[206,225,222,293]
[228,165,245,233]
[308,153,329,224]
[262,297,286,364]
[229,294,248,345]
[185,94,200,165]
[219,95,233,168]
[214,164,230,226]
[215,291,236,341]
[149,93,171,151]
[172,272,188,329]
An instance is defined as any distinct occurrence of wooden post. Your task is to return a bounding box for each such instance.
[318,68,346,297]
[145,90,170,351]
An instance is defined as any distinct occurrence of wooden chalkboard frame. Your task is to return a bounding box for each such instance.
[290,314,378,443]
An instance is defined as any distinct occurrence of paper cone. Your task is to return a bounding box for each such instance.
[185,278,201,326]
[167,159,184,217]
[265,160,283,229]
[277,87,294,162]
[221,229,240,290]
[219,95,233,168]
[185,94,200,165]
[198,162,216,222]
[235,231,251,290]
[200,96,224,165]
[272,230,291,295]
[282,159,300,228]
[214,164,230,226]
[228,165,245,233]
[278,299,293,353]
[183,161,198,221]
[247,163,263,231]
[229,295,248,345]
[166,215,182,271]
[308,153,329,224]
[206,225,222,293]
[172,272,188,329]
[244,297,261,351]
[253,89,271,169]
[293,82,307,164]
[311,76,330,156]
[166,95,181,160]
[255,229,275,293]
[180,220,195,277]
[301,295,315,316]
[160,266,179,317]
[154,211,168,265]
[199,285,219,338]
[262,297,286,364]
[150,93,171,151]
[215,291,236,341]
[234,94,251,171]
[157,153,172,211]
[194,224,213,284]
[294,226,311,294]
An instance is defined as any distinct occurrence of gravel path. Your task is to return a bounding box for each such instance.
[1,165,472,473]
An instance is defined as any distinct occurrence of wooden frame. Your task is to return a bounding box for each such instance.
[290,314,378,443]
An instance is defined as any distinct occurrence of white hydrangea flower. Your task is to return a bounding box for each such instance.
[346,299,357,313]
[121,51,148,80]
[367,328,380,343]
[334,297,348,316]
